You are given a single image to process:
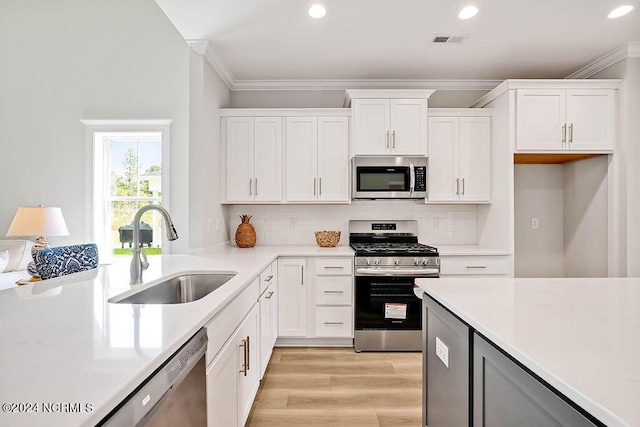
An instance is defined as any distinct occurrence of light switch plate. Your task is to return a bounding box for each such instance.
[435,336,450,368]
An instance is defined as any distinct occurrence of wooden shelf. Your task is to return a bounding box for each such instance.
[514,153,608,164]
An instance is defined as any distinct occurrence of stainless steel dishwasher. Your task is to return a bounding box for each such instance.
[99,328,208,426]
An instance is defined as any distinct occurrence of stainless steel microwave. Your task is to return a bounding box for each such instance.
[352,156,427,199]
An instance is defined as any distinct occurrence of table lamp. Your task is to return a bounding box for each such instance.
[6,206,70,279]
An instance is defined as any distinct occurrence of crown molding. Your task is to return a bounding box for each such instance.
[230,79,501,91]
[187,39,237,89]
[566,41,640,79]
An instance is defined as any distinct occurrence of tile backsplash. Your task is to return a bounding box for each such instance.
[228,201,477,246]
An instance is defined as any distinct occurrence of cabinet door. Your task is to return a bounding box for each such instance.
[259,283,275,379]
[286,117,318,201]
[473,333,597,427]
[565,89,615,151]
[226,117,254,202]
[317,116,349,202]
[277,258,307,337]
[516,90,566,151]
[237,305,260,426]
[269,271,279,348]
[390,99,427,155]
[253,117,282,202]
[459,117,491,202]
[427,117,459,202]
[206,328,239,427]
[424,295,470,427]
[352,99,390,154]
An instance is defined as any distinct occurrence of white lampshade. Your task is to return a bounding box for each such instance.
[6,206,70,237]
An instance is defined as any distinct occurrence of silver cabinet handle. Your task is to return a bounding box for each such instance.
[569,123,574,144]
[462,178,465,196]
[466,266,487,269]
[301,265,304,285]
[255,178,258,195]
[265,291,274,299]
[323,290,344,294]
[249,178,253,196]
[324,266,344,269]
[392,130,396,149]
[313,178,316,196]
[456,178,460,196]
[324,321,344,325]
[319,177,322,196]
[239,339,248,376]
[562,124,566,144]
[246,335,250,371]
[386,130,390,149]
[265,275,273,282]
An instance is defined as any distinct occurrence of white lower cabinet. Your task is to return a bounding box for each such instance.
[206,282,260,427]
[440,256,510,277]
[277,258,307,337]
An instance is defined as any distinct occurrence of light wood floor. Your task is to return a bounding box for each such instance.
[246,347,423,426]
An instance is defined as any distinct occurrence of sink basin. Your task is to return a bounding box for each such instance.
[111,272,237,304]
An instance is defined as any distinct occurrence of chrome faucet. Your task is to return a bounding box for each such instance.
[130,205,178,285]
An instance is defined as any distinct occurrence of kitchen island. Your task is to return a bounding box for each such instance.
[415,277,640,427]
[0,245,353,427]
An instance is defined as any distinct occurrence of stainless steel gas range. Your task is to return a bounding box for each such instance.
[350,220,440,352]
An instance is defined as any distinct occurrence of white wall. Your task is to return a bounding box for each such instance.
[188,53,231,252]
[514,165,564,277]
[0,0,191,252]
[563,156,609,277]
[227,202,477,246]
[230,89,490,108]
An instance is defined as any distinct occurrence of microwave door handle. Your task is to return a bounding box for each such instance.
[409,163,415,197]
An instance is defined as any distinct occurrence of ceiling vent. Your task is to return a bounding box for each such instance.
[432,35,465,43]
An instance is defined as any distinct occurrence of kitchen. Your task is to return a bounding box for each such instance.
[1,0,639,426]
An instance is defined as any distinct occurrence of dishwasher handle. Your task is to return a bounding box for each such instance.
[99,328,208,426]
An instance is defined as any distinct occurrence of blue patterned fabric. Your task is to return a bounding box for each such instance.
[33,244,99,280]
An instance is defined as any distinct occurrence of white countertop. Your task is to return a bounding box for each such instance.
[415,277,640,427]
[0,245,353,427]
[436,244,511,256]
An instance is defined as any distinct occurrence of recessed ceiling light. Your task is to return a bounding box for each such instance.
[458,5,479,20]
[608,5,633,18]
[308,4,327,19]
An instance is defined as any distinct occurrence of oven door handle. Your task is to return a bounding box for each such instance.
[409,162,415,197]
[355,267,439,276]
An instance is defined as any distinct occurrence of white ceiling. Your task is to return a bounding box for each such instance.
[154,0,640,82]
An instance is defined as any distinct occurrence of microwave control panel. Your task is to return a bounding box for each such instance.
[415,167,426,191]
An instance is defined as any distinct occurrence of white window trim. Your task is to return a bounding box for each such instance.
[81,119,172,259]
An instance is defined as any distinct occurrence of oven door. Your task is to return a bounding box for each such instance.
[355,276,422,330]
[353,165,412,199]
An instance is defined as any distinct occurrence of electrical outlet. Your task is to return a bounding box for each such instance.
[206,218,212,233]
[531,217,539,230]
[435,337,449,368]
[216,218,220,232]
[434,218,441,229]
[289,218,297,229]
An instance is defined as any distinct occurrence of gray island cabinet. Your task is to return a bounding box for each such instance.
[423,294,600,427]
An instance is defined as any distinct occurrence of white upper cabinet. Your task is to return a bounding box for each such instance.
[428,113,491,203]
[516,88,615,151]
[224,116,282,203]
[348,90,432,156]
[286,116,349,202]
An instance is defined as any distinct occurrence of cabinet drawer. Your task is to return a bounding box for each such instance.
[315,276,352,305]
[315,306,353,337]
[205,278,259,366]
[259,262,276,295]
[314,257,353,276]
[441,256,510,276]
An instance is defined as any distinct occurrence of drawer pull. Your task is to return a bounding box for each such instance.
[466,266,487,269]
[324,321,344,325]
[264,275,274,282]
[324,266,344,269]
[323,290,344,294]
[265,291,274,299]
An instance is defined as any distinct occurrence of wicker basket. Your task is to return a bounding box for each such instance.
[314,231,341,247]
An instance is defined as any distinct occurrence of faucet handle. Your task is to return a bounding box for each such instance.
[140,248,150,270]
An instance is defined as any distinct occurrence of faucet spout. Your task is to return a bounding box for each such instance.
[130,205,178,285]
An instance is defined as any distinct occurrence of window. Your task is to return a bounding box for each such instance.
[82,120,171,261]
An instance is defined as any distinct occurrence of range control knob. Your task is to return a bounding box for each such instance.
[366,257,372,265]
[394,258,401,265]
[414,258,421,266]
[374,258,381,265]
[422,258,429,265]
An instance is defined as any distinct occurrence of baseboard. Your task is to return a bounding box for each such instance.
[275,337,354,347]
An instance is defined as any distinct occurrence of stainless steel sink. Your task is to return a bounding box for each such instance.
[111,272,237,304]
